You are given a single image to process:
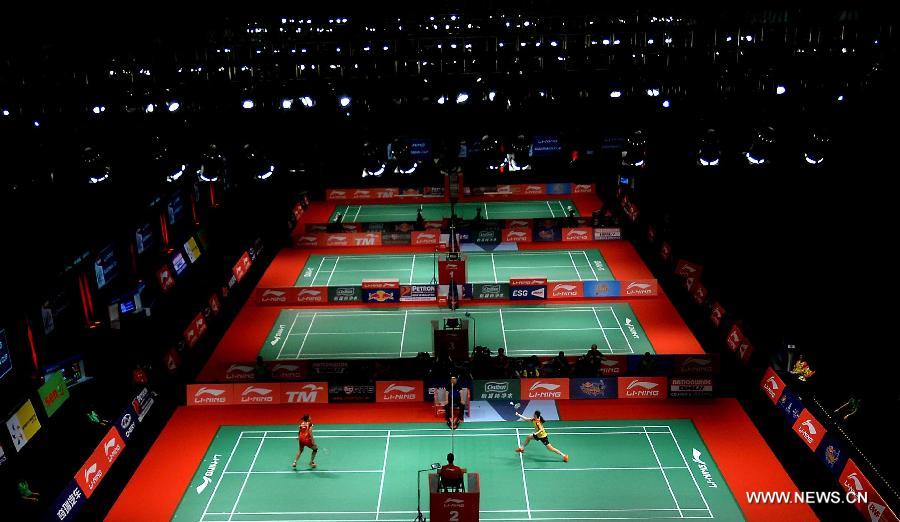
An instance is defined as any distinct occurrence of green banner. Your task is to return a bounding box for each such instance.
[474,229,500,244]
[473,379,520,401]
[472,283,509,300]
[38,370,69,417]
[328,286,362,302]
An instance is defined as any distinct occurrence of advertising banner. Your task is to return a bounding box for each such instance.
[502,228,533,243]
[792,409,827,452]
[816,433,849,477]
[411,231,440,245]
[47,480,86,521]
[295,234,320,247]
[325,233,383,247]
[573,183,595,194]
[598,355,628,376]
[509,285,547,300]
[593,227,623,240]
[520,378,570,400]
[279,382,328,404]
[328,383,376,403]
[839,459,900,522]
[570,378,618,399]
[617,377,668,399]
[710,302,725,328]
[376,381,425,402]
[235,383,282,405]
[675,259,704,278]
[472,283,508,300]
[620,280,658,297]
[6,399,41,451]
[74,427,125,498]
[400,285,437,302]
[256,287,328,305]
[776,388,804,424]
[267,362,308,381]
[533,226,561,242]
[363,288,400,303]
[328,286,362,303]
[39,370,70,417]
[326,188,401,201]
[471,229,500,245]
[583,280,621,298]
[548,282,583,299]
[187,384,235,406]
[546,183,572,195]
[114,404,139,442]
[132,387,155,423]
[438,259,467,285]
[669,378,715,398]
[157,265,175,293]
[504,219,533,229]
[760,367,787,404]
[222,363,256,382]
[671,355,719,376]
[562,227,592,242]
[473,379,520,401]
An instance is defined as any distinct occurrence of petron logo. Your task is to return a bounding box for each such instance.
[485,382,510,393]
[625,282,654,296]
[286,383,324,403]
[529,381,562,398]
[297,289,323,302]
[196,454,222,494]
[624,379,660,397]
[551,284,578,297]
[623,318,640,339]
[260,289,287,303]
[270,324,286,346]
[691,449,719,488]
[194,387,227,404]
[241,386,274,403]
[83,463,102,491]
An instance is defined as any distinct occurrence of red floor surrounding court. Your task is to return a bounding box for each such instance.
[107,399,814,522]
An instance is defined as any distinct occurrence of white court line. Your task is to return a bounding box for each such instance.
[325,256,341,286]
[490,265,581,269]
[279,307,617,318]
[301,331,404,335]
[484,201,490,218]
[609,308,635,354]
[644,427,683,518]
[200,432,244,521]
[498,308,509,349]
[295,312,318,357]
[525,467,689,472]
[584,251,601,280]
[667,427,713,516]
[240,425,677,434]
[228,432,266,521]
[375,431,391,521]
[309,256,326,286]
[223,470,384,474]
[558,199,568,216]
[409,254,416,284]
[516,428,533,520]
[399,310,408,358]
[491,253,499,283]
[568,251,584,281]
[505,327,608,332]
[353,205,362,222]
[276,312,302,359]
[591,307,613,352]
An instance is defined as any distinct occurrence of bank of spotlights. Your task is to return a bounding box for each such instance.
[339,96,351,107]
[456,92,469,104]
[281,98,293,110]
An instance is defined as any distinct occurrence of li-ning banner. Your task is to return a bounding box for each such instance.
[326,188,400,201]
[256,287,328,305]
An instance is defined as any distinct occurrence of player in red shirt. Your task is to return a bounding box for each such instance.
[292,414,318,469]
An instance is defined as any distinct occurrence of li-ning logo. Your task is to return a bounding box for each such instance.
[261,289,287,303]
[764,376,779,398]
[679,264,697,274]
[525,185,543,193]
[444,498,465,507]
[566,229,589,239]
[796,419,819,445]
[352,190,371,198]
[327,235,348,245]
[531,288,545,298]
[625,282,654,295]
[691,449,719,488]
[297,289,322,301]
[415,233,437,243]
[194,387,227,404]
[272,363,300,372]
[227,364,254,374]
[574,184,592,192]
[625,379,659,397]
[83,463,102,490]
[299,236,318,244]
[506,230,527,240]
[552,284,578,297]
[624,318,640,339]
[509,220,529,227]
[529,381,562,398]
[196,454,221,494]
[241,387,274,402]
[679,357,713,374]
[103,437,121,462]
[329,190,347,198]
[383,383,417,400]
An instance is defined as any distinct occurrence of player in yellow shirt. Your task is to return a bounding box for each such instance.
[515,410,569,462]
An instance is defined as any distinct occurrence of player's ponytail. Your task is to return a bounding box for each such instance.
[533,410,544,423]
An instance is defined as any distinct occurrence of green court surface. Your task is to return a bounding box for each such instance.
[261,304,653,360]
[330,200,579,223]
[296,250,612,287]
[174,421,743,521]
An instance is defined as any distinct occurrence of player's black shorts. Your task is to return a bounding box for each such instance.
[532,434,550,445]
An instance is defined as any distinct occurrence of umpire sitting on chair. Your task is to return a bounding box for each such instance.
[438,453,466,492]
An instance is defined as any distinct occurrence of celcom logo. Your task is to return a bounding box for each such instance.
[84,463,102,490]
[691,449,719,488]
[485,382,509,393]
[624,318,640,339]
[241,386,274,403]
[529,381,562,398]
[625,282,654,296]
[625,379,660,397]
[196,454,221,494]
[286,383,324,403]
[194,387,227,404]
[261,289,288,303]
[552,284,578,297]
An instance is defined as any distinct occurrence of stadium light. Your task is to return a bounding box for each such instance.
[281,98,293,109]
[339,96,351,107]
[745,152,765,165]
[33,120,40,127]
[646,88,660,97]
[300,96,315,108]
[609,90,622,98]
[550,41,558,47]
[488,91,496,102]
[1,109,9,117]
[167,164,186,183]
[167,101,180,113]
[144,103,155,113]
[456,93,469,104]
[257,165,276,180]
[437,96,446,105]
[662,100,671,108]
[776,85,786,95]
[242,99,255,109]
[92,105,106,114]
[804,153,823,165]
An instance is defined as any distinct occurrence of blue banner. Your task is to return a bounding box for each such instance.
[816,433,849,476]
[546,183,572,195]
[533,227,561,242]
[363,288,400,303]
[570,378,618,399]
[776,388,804,424]
[45,481,86,521]
[115,404,139,441]
[0,329,12,380]
[583,280,622,298]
